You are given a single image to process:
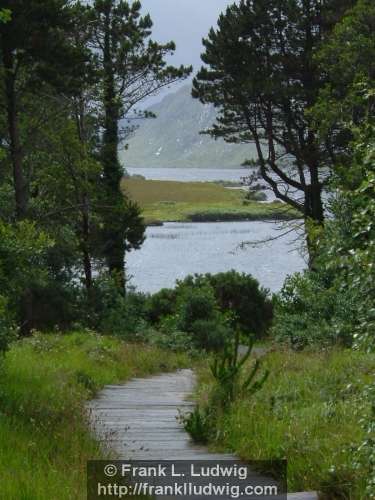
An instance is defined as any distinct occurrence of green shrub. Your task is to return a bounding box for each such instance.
[145,288,176,324]
[145,327,196,353]
[184,335,269,445]
[352,383,375,498]
[210,335,269,407]
[272,271,355,350]
[174,284,231,351]
[181,406,212,444]
[0,296,15,357]
[244,191,267,202]
[145,271,273,351]
[188,319,230,352]
[85,275,148,339]
[180,271,272,339]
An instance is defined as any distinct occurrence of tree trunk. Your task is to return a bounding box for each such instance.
[101,5,126,293]
[3,46,34,335]
[81,196,93,292]
[3,48,28,219]
[304,171,324,269]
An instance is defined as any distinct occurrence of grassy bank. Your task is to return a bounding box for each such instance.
[194,348,375,499]
[122,178,298,225]
[0,331,189,500]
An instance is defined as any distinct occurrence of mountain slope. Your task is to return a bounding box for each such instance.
[120,85,257,169]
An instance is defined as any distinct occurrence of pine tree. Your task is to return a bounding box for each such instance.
[90,0,192,290]
[0,0,87,334]
[192,0,355,265]
[0,0,87,220]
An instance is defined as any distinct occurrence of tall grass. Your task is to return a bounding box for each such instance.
[0,331,189,499]
[195,348,375,499]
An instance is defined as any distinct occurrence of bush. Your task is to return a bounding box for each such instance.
[145,271,272,351]
[181,406,212,444]
[145,288,176,324]
[0,296,15,357]
[272,271,355,350]
[180,271,272,339]
[145,328,196,353]
[84,275,148,339]
[188,319,230,352]
[174,284,231,351]
[244,191,267,202]
[147,271,272,338]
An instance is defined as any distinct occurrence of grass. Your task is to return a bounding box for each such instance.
[122,178,299,225]
[194,347,375,499]
[0,331,190,500]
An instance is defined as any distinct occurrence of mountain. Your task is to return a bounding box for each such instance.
[120,85,257,169]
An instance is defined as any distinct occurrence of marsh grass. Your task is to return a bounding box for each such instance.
[122,178,298,224]
[194,348,375,499]
[0,331,189,499]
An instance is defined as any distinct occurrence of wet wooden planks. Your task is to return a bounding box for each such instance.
[88,369,318,500]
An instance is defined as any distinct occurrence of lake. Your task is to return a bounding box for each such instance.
[126,167,306,294]
[127,221,306,294]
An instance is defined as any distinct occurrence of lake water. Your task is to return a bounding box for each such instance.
[126,167,306,294]
[127,221,306,294]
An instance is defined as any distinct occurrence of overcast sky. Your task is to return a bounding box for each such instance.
[141,0,234,70]
[139,0,235,103]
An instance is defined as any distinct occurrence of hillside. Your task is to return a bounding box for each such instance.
[120,85,257,168]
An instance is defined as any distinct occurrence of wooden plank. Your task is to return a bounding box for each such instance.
[88,369,318,500]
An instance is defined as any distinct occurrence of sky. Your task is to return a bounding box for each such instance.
[140,0,234,70]
[139,0,235,103]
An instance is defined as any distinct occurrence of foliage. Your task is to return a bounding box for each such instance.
[210,334,269,408]
[272,270,352,350]
[0,296,15,357]
[311,0,375,165]
[145,288,176,324]
[147,271,272,348]
[181,406,212,445]
[0,8,11,23]
[0,221,53,332]
[182,271,272,339]
[82,275,148,338]
[0,0,190,332]
[192,0,355,242]
[273,118,375,352]
[89,0,190,285]
[0,331,189,499]
[352,384,375,498]
[194,348,375,497]
[145,327,197,354]
[184,334,269,446]
[173,284,230,352]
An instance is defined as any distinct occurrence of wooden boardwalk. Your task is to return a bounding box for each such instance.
[88,369,317,500]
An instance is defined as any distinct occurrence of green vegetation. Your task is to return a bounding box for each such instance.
[1,1,375,498]
[192,348,374,499]
[0,0,190,335]
[145,271,272,351]
[0,331,189,499]
[123,178,297,225]
[182,335,269,443]
[190,2,375,496]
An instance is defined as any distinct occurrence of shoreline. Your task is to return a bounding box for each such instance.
[146,212,300,226]
[122,177,301,226]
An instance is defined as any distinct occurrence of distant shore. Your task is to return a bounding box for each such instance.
[122,177,300,226]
